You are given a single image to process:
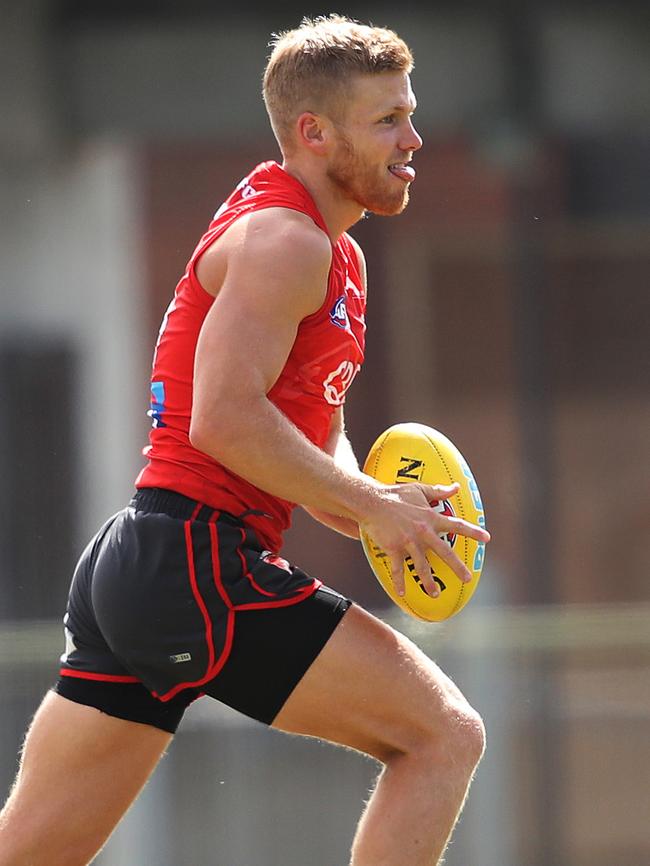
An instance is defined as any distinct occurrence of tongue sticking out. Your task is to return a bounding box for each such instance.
[389,164,416,182]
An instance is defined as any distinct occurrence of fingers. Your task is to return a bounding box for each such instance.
[391,482,459,508]
[439,515,491,544]
[388,533,470,598]
[406,544,441,597]
[404,512,482,592]
[365,482,491,598]
[420,481,460,503]
[384,542,435,598]
[428,532,472,584]
[416,483,491,542]
[387,549,406,597]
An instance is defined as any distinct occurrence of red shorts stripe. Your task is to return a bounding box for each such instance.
[233,580,320,612]
[154,519,237,703]
[208,521,233,610]
[236,527,278,598]
[59,668,140,684]
[184,519,216,673]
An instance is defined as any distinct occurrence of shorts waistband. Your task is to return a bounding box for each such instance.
[130,488,269,526]
[131,488,222,522]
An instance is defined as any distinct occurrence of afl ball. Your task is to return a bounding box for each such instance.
[361,422,486,622]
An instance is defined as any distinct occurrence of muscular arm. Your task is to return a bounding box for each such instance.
[190,207,489,594]
[190,208,382,523]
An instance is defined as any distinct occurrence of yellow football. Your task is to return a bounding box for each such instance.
[361,422,486,622]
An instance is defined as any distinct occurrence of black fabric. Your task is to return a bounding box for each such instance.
[131,487,270,524]
[131,487,218,522]
[203,587,350,724]
[57,488,351,731]
[53,678,196,734]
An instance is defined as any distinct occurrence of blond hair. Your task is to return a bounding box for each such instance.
[263,14,414,154]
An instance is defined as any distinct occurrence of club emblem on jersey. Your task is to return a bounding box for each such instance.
[323,360,361,406]
[329,295,350,330]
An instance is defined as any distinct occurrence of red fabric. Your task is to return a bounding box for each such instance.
[58,670,140,684]
[136,161,366,551]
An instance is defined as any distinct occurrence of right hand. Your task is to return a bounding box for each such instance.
[358,482,491,598]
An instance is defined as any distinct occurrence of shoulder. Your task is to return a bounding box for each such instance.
[201,207,333,320]
[232,209,333,310]
[241,207,333,269]
[216,207,332,268]
[197,206,332,310]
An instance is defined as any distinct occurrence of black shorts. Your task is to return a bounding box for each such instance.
[55,487,351,733]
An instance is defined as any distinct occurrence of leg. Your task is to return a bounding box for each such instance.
[0,691,171,866]
[273,604,486,866]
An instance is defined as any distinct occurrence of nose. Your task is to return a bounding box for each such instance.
[402,118,423,153]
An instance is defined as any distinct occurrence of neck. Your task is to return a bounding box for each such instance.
[281,157,365,242]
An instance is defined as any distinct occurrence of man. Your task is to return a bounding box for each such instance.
[0,15,490,866]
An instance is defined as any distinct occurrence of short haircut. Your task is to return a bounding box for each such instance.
[263,14,414,154]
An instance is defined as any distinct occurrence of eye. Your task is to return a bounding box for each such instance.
[379,114,396,125]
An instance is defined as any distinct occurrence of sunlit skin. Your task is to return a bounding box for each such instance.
[327,72,423,216]
[284,70,423,239]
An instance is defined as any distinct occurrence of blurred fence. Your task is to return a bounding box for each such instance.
[2,598,648,866]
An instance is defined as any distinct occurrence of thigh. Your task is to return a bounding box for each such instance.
[272,604,471,761]
[0,691,170,866]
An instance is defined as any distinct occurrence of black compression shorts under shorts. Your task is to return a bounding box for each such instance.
[55,487,351,733]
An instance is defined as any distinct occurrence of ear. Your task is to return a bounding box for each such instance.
[295,112,331,155]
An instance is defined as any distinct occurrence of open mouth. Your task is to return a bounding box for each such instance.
[388,163,416,182]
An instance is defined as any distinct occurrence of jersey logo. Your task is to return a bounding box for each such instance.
[329,295,350,330]
[213,178,257,219]
[323,360,360,406]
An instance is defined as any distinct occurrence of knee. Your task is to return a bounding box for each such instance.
[441,702,486,769]
[402,699,486,772]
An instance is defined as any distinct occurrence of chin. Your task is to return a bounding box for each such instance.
[363,190,410,217]
[328,157,411,217]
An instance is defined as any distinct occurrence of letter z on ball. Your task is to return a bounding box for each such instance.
[361,423,486,622]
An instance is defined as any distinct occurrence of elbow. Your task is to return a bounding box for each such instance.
[189,412,237,461]
[190,388,263,461]
[188,419,209,455]
[189,414,221,457]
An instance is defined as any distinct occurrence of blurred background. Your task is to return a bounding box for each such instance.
[1,1,649,864]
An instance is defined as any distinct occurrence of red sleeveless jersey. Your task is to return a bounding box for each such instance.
[135,161,366,551]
